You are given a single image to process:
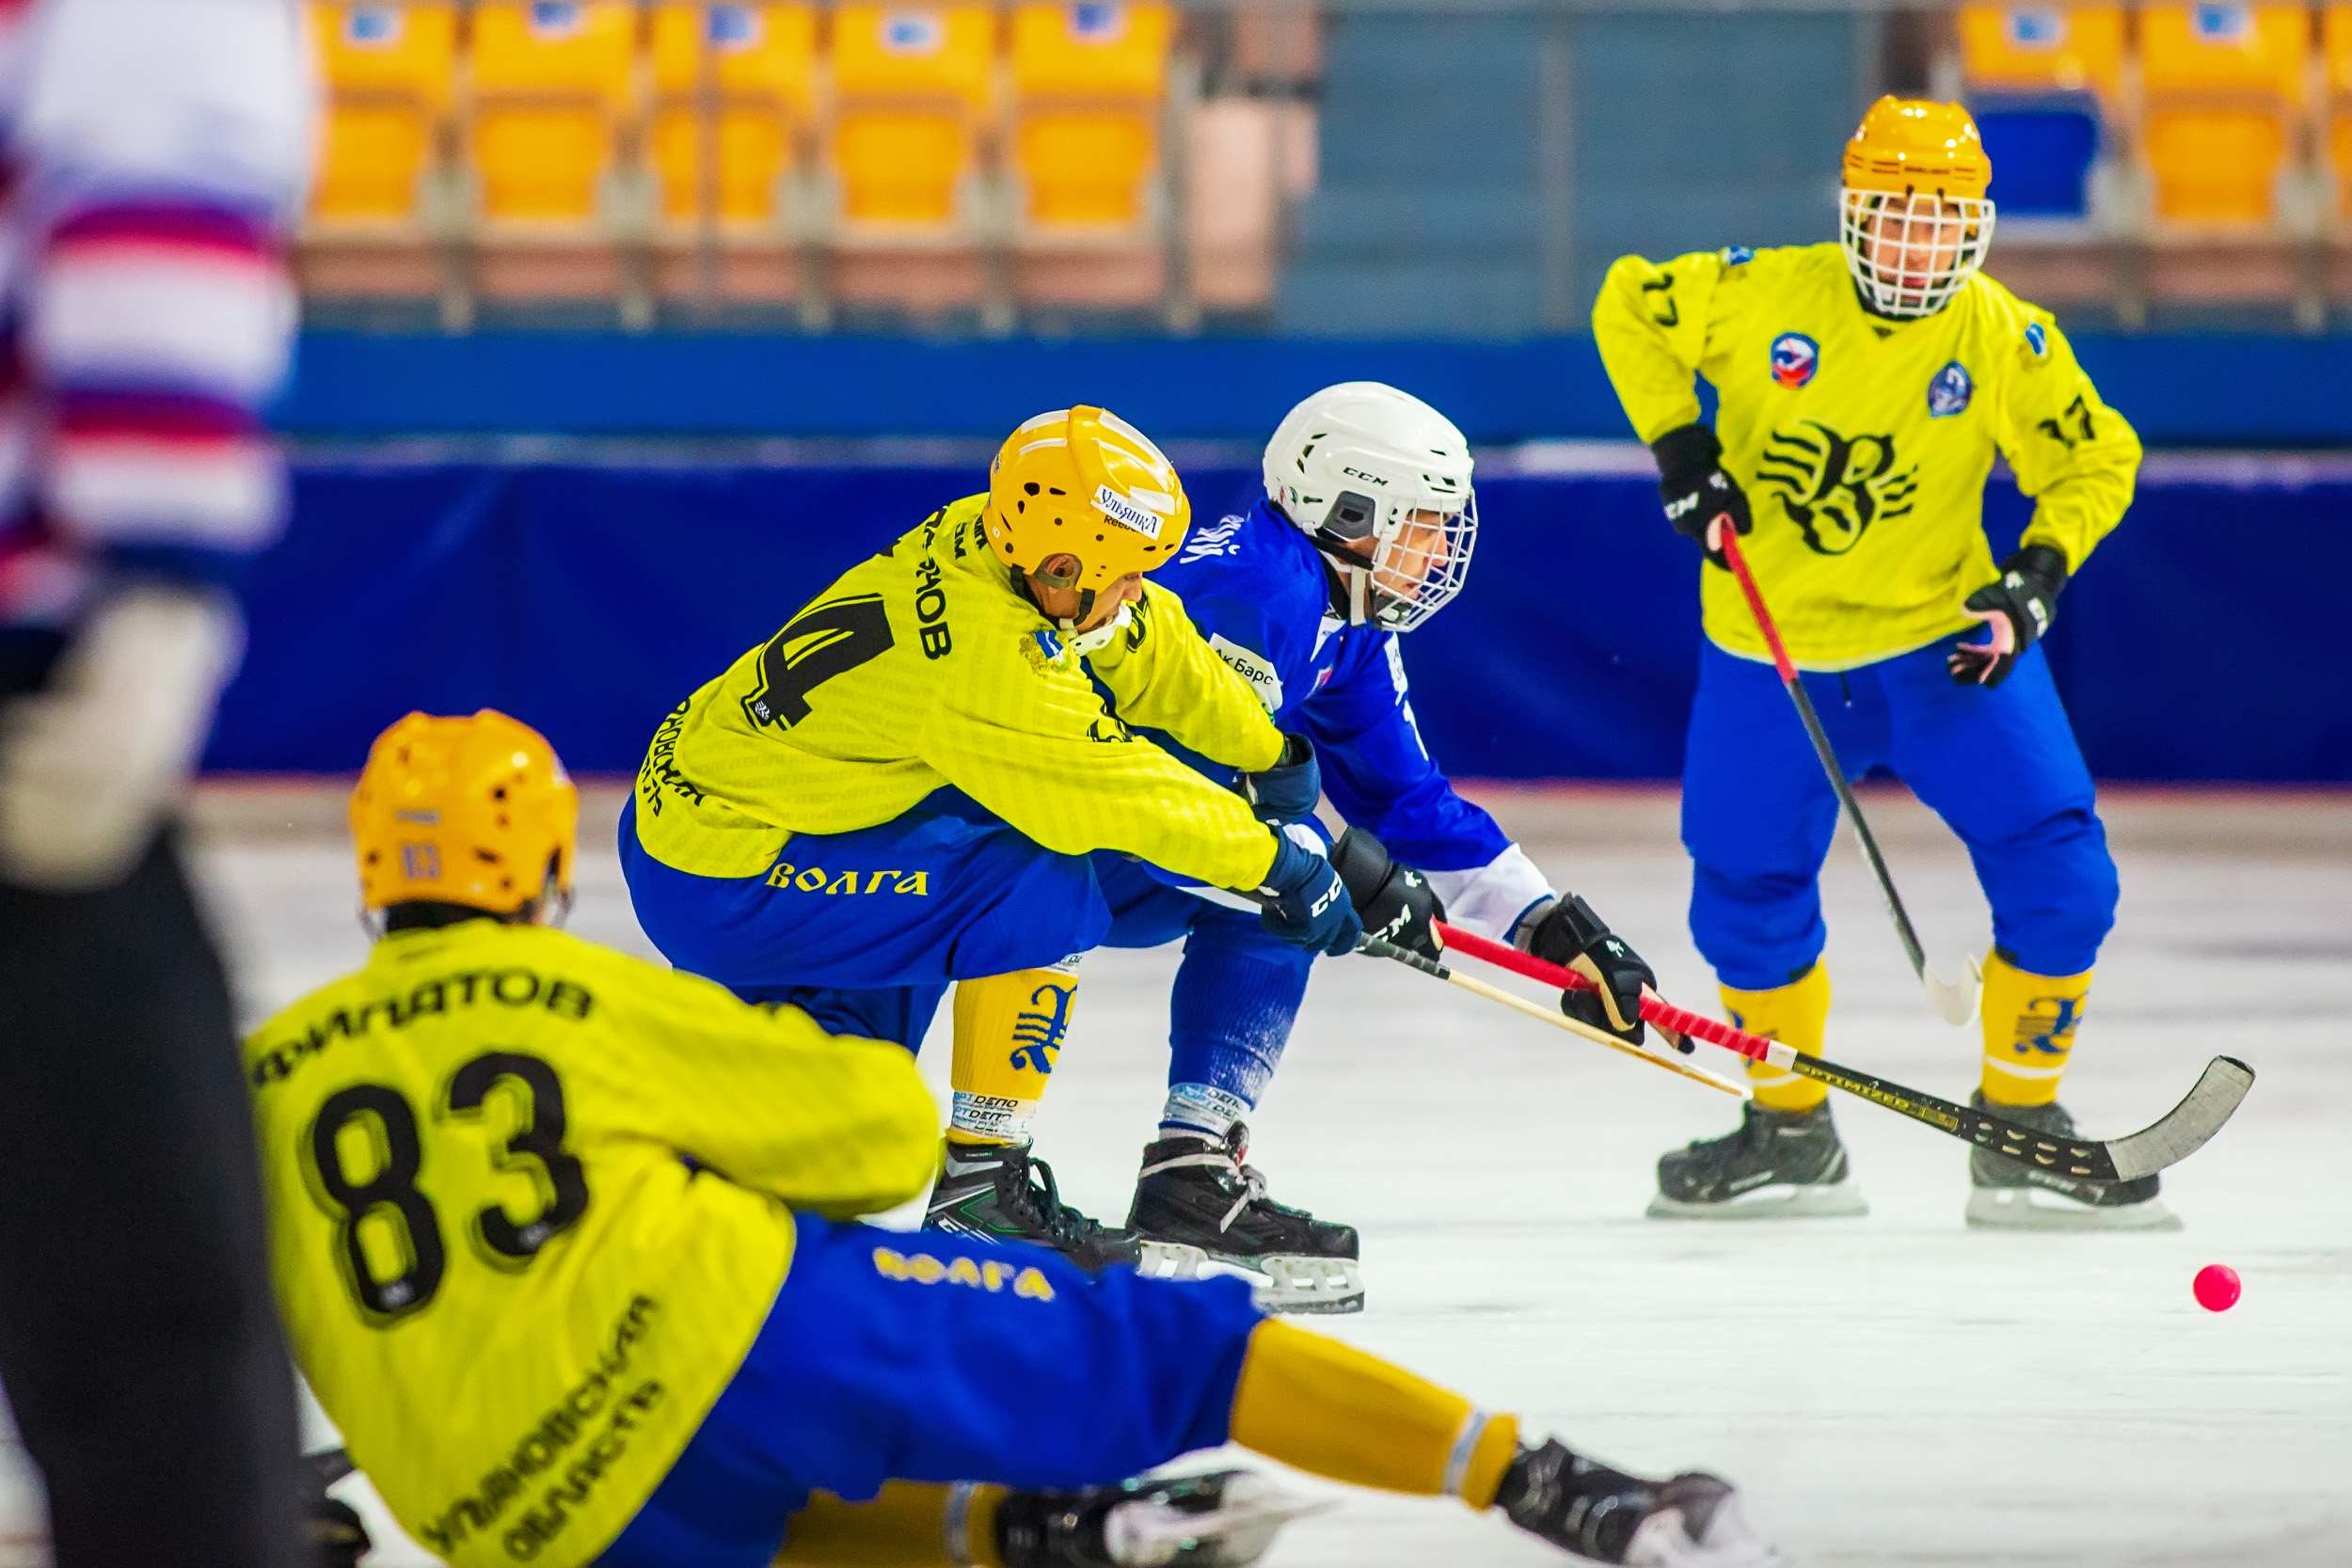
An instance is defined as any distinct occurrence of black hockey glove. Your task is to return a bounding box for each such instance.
[1652,422,1752,571]
[1524,894,1658,1046]
[1239,732,1320,825]
[1948,544,2067,689]
[1257,829,1363,958]
[1328,825,1445,959]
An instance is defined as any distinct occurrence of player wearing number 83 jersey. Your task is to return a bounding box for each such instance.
[246,712,944,1565]
[254,711,1788,1568]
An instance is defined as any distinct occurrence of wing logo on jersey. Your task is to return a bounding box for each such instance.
[1180,515,1246,564]
[2023,321,2049,360]
[1753,420,1918,555]
[1769,333,1820,389]
[1008,980,1073,1073]
[1927,361,1974,419]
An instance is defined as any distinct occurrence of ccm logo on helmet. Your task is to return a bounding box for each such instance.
[1340,467,1390,485]
[1093,484,1165,541]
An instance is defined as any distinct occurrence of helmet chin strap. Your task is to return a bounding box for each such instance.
[1309,531,1375,626]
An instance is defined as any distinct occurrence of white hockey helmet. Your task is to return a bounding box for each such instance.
[1263,381,1476,632]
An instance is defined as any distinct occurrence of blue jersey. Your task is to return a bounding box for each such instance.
[1141,501,1552,942]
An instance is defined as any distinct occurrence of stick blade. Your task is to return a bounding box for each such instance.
[1924,953,1982,1027]
[2105,1056,2257,1182]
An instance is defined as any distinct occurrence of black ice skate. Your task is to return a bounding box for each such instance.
[1964,1091,2181,1231]
[992,1467,1327,1568]
[925,1140,1144,1270]
[1498,1440,1785,1567]
[1126,1126,1363,1314]
[1648,1101,1867,1220]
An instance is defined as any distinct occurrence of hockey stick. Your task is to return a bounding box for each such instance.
[1435,921,2253,1182]
[1358,936,1748,1098]
[1713,520,1982,1027]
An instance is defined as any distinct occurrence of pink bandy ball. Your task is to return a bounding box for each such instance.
[2193,1264,2242,1312]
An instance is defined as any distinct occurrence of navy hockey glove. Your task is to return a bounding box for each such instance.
[1239,732,1320,825]
[1652,422,1752,570]
[1258,829,1363,958]
[1525,894,1658,1046]
[1949,544,2067,689]
[1328,825,1445,959]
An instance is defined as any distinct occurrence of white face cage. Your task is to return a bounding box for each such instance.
[1332,487,1477,634]
[1838,187,1995,319]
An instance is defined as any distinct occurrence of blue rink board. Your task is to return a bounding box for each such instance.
[207,457,2352,784]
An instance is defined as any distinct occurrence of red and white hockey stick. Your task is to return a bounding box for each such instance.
[1713,518,1981,1026]
[1434,921,2253,1183]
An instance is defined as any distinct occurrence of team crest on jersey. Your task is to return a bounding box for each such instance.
[1721,245,1755,267]
[1754,420,1918,555]
[1769,333,1820,389]
[2023,321,2048,359]
[1927,361,1974,418]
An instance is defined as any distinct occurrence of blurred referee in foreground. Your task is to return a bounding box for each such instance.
[0,2,311,1562]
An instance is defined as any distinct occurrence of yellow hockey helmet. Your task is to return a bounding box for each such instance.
[982,405,1190,601]
[1838,96,1996,319]
[351,709,580,919]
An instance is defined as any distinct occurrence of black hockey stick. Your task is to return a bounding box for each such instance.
[1438,922,2255,1182]
[1716,522,1980,1026]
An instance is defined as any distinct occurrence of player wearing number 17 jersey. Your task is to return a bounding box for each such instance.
[1593,97,2166,1229]
[249,709,1783,1568]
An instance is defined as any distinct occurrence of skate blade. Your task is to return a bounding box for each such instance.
[1183,1251,1362,1314]
[1965,1186,2182,1232]
[1646,1180,1868,1222]
[1137,1241,1208,1279]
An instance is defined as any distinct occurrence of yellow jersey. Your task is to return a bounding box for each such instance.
[1592,242,2141,669]
[633,495,1288,890]
[246,921,939,1568]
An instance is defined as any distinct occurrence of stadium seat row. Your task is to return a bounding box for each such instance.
[311,2,1174,239]
[1961,3,2352,228]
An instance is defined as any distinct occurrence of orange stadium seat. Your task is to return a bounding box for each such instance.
[2327,6,2352,220]
[2137,3,2312,227]
[649,3,818,230]
[468,1,641,227]
[1955,6,2126,101]
[1009,2,1173,230]
[829,5,998,229]
[310,2,459,226]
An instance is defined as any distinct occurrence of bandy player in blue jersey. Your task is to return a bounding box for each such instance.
[1112,383,1674,1313]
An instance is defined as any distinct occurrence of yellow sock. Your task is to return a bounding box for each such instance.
[1229,1321,1521,1510]
[947,960,1080,1146]
[778,1481,1005,1566]
[1979,950,2091,1107]
[1724,961,1832,1113]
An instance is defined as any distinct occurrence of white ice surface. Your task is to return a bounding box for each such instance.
[5,784,2347,1567]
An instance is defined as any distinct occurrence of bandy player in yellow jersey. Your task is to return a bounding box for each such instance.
[1594,97,2170,1230]
[249,709,1782,1568]
[620,406,1416,1275]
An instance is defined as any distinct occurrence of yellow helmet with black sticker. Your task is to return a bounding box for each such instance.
[982,405,1191,599]
[1838,96,1995,319]
[351,709,579,921]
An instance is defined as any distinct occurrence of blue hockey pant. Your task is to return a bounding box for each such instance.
[1681,633,2117,990]
[597,1213,1264,1568]
[619,791,1211,1048]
